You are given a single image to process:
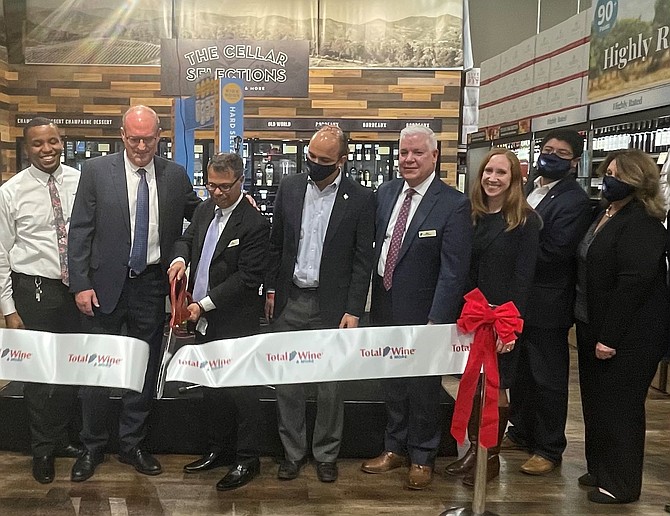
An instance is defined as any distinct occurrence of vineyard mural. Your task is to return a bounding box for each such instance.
[23,0,462,68]
[316,0,462,68]
[588,0,670,101]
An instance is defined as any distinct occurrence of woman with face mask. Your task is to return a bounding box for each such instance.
[445,148,541,486]
[574,149,668,504]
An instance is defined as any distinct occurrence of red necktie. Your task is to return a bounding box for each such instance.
[47,175,69,286]
[383,188,415,291]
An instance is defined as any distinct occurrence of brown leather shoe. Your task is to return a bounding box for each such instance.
[500,433,528,451]
[406,464,433,490]
[520,454,557,475]
[361,451,409,474]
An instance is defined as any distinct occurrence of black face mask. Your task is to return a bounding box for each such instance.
[602,175,634,202]
[306,157,338,182]
[536,153,573,180]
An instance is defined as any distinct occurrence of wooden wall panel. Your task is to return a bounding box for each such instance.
[0,64,462,185]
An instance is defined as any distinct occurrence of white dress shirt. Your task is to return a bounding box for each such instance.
[0,164,80,315]
[293,172,342,288]
[377,172,435,277]
[124,153,161,267]
[527,175,561,209]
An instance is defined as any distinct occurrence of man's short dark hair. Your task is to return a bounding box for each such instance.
[539,129,584,158]
[208,152,244,178]
[23,117,58,140]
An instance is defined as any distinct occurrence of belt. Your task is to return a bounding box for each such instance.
[128,264,162,279]
[12,272,62,284]
[291,283,318,291]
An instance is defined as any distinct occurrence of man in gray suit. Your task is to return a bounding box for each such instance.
[265,125,375,483]
[67,105,201,482]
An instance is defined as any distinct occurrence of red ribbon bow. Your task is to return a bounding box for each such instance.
[450,288,523,448]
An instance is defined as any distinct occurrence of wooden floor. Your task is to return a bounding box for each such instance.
[0,347,668,516]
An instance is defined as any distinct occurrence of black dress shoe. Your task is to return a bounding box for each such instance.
[277,456,309,480]
[71,451,104,482]
[55,444,85,458]
[184,452,227,473]
[316,461,338,483]
[32,455,55,484]
[118,448,162,476]
[588,489,628,504]
[216,460,260,491]
[578,472,597,487]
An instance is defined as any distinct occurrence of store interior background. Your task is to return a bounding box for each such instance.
[0,0,592,194]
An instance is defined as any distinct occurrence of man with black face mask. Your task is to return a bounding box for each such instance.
[504,129,593,475]
[264,125,375,483]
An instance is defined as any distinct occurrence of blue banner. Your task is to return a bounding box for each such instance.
[218,78,245,155]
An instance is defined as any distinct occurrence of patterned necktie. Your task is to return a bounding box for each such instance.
[47,175,69,286]
[383,188,416,291]
[128,168,149,275]
[192,208,222,302]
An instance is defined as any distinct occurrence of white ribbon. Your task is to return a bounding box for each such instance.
[0,328,149,392]
[166,324,472,388]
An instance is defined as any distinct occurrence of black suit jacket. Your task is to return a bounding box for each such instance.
[68,153,201,313]
[584,201,669,350]
[524,176,592,328]
[467,212,541,317]
[372,176,472,325]
[266,173,375,328]
[171,198,270,339]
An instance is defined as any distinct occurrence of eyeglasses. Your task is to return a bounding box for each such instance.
[205,175,242,193]
[125,135,158,147]
[541,146,574,160]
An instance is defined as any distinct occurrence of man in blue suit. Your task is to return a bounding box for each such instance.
[67,105,201,481]
[505,129,592,475]
[361,125,472,490]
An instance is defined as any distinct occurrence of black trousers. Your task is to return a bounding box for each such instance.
[507,325,570,464]
[197,317,262,466]
[11,272,80,457]
[371,275,442,466]
[79,266,166,455]
[576,322,664,502]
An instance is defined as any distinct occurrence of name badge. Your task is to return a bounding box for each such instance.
[227,239,240,248]
[419,230,437,238]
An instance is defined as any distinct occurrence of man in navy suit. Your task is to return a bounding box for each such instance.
[505,129,592,475]
[361,125,472,490]
[169,152,269,491]
[265,125,375,483]
[67,105,201,481]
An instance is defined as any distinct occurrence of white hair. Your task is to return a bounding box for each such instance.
[400,124,437,151]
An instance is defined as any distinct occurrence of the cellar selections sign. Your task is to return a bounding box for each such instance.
[161,39,309,98]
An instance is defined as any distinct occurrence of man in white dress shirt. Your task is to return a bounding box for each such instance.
[0,118,83,484]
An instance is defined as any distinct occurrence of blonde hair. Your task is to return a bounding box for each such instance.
[470,148,534,231]
[597,149,666,220]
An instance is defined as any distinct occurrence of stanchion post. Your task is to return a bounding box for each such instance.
[440,371,499,516]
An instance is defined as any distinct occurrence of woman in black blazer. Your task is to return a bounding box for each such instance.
[575,149,668,504]
[446,148,540,485]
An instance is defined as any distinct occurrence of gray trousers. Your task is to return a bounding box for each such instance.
[272,286,344,463]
